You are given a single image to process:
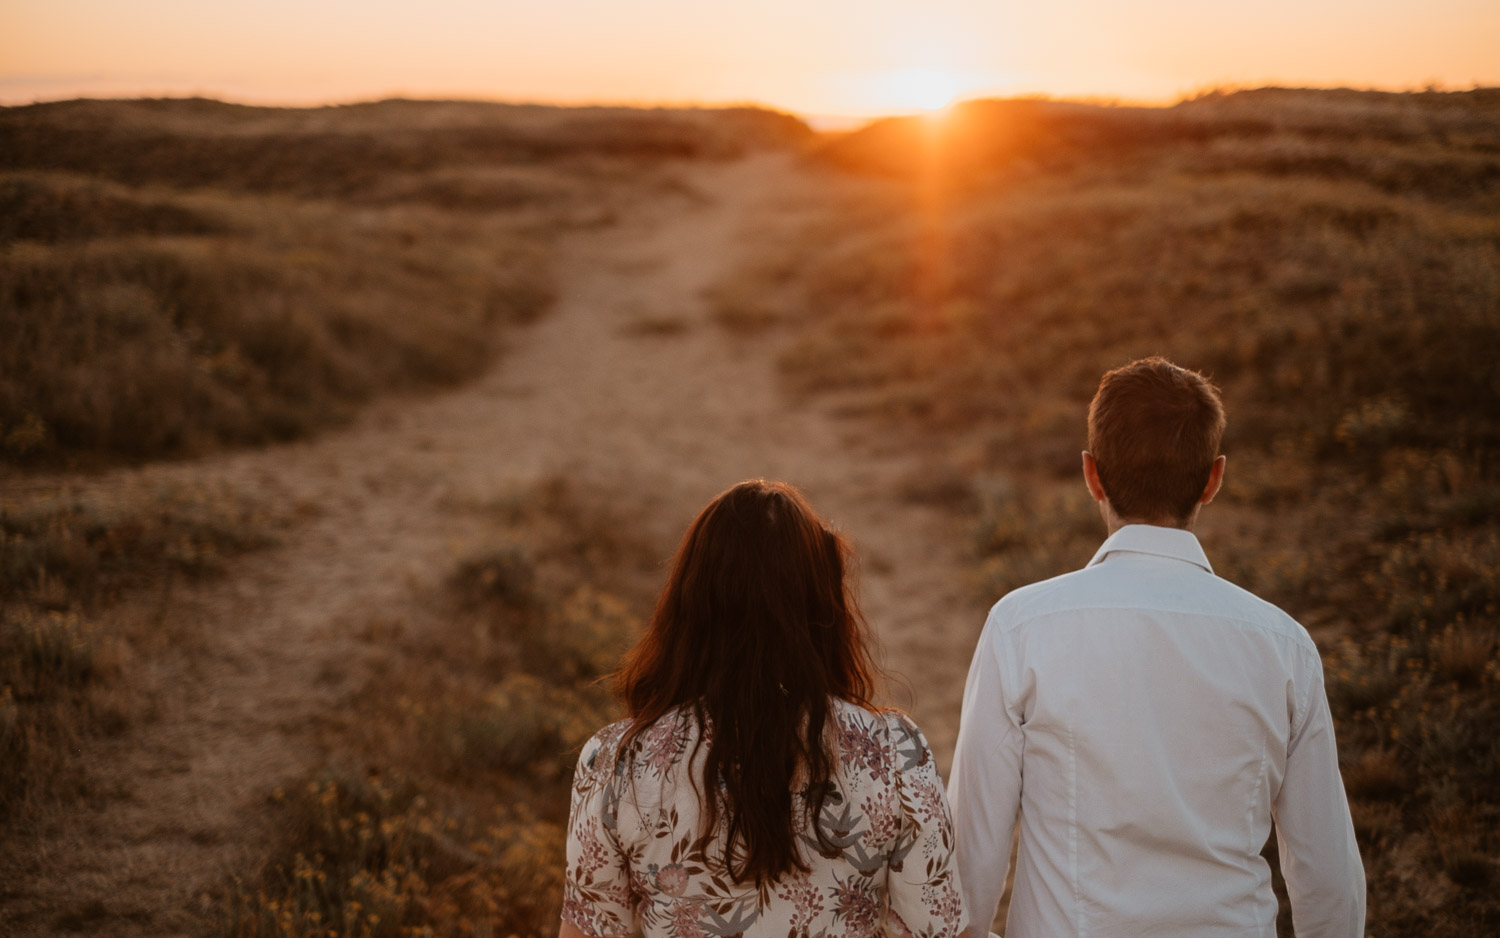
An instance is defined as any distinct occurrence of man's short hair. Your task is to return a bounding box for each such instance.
[1087,357,1226,524]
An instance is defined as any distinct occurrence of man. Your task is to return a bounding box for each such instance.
[948,358,1365,937]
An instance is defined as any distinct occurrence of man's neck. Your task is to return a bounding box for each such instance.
[1104,513,1196,536]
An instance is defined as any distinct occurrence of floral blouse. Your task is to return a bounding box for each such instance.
[563,699,966,938]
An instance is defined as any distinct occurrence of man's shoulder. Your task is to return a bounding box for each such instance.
[984,566,1095,632]
[1184,568,1320,650]
[984,558,1317,653]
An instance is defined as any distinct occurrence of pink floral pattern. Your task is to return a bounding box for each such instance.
[775,874,825,931]
[563,700,966,938]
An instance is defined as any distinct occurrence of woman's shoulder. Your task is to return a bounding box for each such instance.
[576,708,701,782]
[829,701,935,775]
[831,698,926,736]
[575,716,633,780]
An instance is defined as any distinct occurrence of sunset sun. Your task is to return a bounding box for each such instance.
[881,67,960,112]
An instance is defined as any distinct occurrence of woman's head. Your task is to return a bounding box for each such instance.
[615,479,878,885]
[622,479,873,709]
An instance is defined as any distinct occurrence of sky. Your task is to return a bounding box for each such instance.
[2,0,1498,117]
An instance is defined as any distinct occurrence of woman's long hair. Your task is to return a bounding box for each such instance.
[614,479,879,888]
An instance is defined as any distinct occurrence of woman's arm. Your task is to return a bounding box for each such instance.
[884,713,968,938]
[562,727,638,938]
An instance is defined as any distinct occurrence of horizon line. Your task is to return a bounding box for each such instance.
[2,80,1493,126]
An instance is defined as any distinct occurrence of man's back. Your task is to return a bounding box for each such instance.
[949,524,1365,937]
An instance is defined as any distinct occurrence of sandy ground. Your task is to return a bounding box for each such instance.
[3,153,991,935]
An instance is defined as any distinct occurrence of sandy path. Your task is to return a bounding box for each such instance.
[4,153,989,935]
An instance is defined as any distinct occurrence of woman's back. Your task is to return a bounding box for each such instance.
[559,481,965,938]
[563,699,963,938]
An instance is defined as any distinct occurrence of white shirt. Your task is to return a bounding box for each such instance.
[949,524,1365,938]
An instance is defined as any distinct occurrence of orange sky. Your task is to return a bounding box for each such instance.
[2,0,1497,116]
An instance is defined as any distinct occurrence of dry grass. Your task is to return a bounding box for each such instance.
[1,474,648,935]
[0,98,810,468]
[0,98,811,197]
[716,87,1500,935]
[968,476,1101,598]
[1,481,282,605]
[0,481,286,820]
[217,478,653,938]
[814,89,1500,203]
[0,173,550,466]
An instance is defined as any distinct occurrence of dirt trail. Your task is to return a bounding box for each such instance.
[5,153,989,935]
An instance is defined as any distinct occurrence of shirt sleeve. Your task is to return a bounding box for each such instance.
[562,729,636,938]
[947,618,1024,935]
[1272,655,1367,938]
[885,712,968,938]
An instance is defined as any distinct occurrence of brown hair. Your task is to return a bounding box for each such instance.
[614,479,879,888]
[1087,357,1226,524]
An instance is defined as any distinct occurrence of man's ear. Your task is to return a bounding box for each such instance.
[1200,454,1227,505]
[1082,451,1107,503]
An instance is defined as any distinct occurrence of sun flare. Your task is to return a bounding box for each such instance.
[878,67,960,113]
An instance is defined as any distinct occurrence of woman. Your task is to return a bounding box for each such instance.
[561,480,965,938]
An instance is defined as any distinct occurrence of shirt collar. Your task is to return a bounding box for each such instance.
[1086,523,1214,574]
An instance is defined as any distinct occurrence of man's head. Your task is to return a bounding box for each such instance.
[1084,357,1227,530]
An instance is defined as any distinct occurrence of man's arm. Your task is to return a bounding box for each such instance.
[1273,660,1366,938]
[947,623,1024,934]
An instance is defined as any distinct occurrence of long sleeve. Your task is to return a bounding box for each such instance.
[947,623,1024,935]
[1273,662,1366,938]
[885,713,968,938]
[563,730,636,938]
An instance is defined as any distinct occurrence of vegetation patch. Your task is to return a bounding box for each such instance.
[0,99,810,468]
[0,178,551,466]
[219,479,650,938]
[0,481,284,819]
